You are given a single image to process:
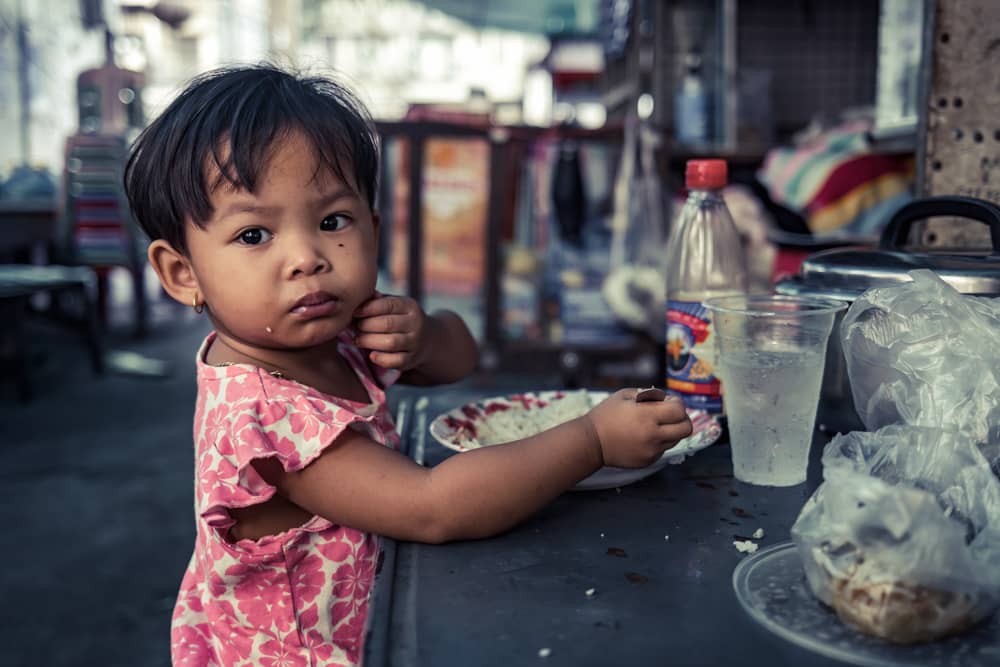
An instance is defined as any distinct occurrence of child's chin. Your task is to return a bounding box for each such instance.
[293,323,349,347]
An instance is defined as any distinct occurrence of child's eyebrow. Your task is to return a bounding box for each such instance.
[217,203,282,220]
[216,188,360,221]
[314,187,361,207]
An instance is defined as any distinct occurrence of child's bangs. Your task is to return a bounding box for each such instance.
[125,65,380,252]
[206,79,377,201]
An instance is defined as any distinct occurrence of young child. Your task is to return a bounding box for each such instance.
[125,64,693,667]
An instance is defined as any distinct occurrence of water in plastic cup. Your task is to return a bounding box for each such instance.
[703,295,846,486]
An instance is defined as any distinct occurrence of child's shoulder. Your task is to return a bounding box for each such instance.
[194,333,380,416]
[198,362,359,418]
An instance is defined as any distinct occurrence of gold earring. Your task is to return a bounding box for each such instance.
[192,294,204,314]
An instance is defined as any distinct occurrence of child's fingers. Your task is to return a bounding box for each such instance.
[354,295,408,319]
[355,332,414,352]
[636,396,688,423]
[368,350,408,369]
[351,295,383,318]
[613,388,639,402]
[354,313,409,334]
[657,419,694,444]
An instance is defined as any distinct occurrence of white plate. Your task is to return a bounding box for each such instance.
[428,390,723,491]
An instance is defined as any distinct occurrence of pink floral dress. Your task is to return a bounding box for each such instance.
[171,331,401,667]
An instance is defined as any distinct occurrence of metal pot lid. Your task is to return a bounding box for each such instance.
[799,247,1000,296]
[793,196,1000,297]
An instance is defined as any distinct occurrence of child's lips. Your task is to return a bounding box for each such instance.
[290,292,340,318]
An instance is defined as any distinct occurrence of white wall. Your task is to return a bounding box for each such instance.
[296,0,549,120]
[0,0,551,175]
[122,0,273,121]
[0,0,104,175]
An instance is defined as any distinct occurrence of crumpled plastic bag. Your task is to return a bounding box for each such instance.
[792,426,1000,643]
[841,269,1000,447]
[791,269,1000,643]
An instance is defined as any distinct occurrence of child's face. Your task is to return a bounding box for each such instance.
[185,130,379,350]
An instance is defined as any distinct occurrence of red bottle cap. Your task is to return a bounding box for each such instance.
[685,159,728,190]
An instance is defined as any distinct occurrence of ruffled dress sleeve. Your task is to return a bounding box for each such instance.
[193,332,402,541]
[196,373,376,538]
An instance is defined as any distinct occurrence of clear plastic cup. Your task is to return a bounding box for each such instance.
[703,295,846,486]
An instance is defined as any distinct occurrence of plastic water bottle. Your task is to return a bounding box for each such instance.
[665,159,748,414]
[673,52,709,145]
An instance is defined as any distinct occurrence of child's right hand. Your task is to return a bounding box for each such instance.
[583,389,693,468]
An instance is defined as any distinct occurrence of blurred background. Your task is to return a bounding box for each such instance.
[0,0,996,664]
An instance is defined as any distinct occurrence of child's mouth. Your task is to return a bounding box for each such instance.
[290,292,339,318]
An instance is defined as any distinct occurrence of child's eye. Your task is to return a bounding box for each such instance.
[237,228,272,245]
[320,214,351,232]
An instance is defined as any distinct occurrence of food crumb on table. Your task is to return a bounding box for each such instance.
[664,534,670,541]
[585,588,596,597]
[752,528,764,539]
[538,648,552,658]
[733,540,759,554]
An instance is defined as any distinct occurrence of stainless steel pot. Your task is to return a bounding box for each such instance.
[775,195,1000,433]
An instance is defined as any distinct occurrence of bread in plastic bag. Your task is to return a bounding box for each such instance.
[792,270,1000,643]
[840,269,1000,446]
[792,425,1000,643]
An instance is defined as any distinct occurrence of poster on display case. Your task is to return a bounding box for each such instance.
[389,138,489,297]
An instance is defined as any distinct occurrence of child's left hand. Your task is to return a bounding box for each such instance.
[352,294,428,370]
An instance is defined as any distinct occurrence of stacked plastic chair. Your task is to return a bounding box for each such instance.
[61,133,148,337]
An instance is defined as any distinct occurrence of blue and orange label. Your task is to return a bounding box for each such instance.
[666,299,722,413]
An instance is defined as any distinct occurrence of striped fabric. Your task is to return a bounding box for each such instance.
[758,120,914,236]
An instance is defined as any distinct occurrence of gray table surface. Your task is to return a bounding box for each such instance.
[362,390,856,667]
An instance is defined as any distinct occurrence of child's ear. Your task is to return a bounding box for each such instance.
[147,239,199,306]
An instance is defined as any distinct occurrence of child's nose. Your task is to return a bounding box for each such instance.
[287,240,330,277]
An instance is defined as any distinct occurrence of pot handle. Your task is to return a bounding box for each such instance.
[878,195,1000,251]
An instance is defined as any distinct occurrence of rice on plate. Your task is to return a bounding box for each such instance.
[441,390,593,450]
[428,390,723,491]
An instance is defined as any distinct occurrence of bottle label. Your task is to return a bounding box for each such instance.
[666,299,722,413]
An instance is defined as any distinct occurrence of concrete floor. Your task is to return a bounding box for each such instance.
[0,286,557,666]
[2,299,210,666]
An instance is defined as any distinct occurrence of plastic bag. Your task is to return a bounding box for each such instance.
[841,269,1000,446]
[792,426,1000,643]
[791,269,1000,643]
[602,113,669,339]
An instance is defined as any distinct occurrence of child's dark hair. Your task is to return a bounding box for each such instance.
[124,63,379,254]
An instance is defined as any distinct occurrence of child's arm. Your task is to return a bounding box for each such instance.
[248,390,692,544]
[352,294,478,385]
